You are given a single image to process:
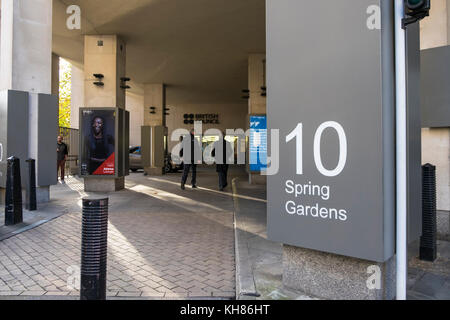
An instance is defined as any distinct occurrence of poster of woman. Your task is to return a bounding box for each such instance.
[80,109,116,176]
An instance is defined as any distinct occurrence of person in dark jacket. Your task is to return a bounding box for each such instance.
[180,129,202,190]
[57,135,69,183]
[212,134,233,191]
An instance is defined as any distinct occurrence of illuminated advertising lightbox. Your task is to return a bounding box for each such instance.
[80,109,116,176]
[249,115,267,172]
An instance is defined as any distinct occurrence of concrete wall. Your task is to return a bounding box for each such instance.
[125,98,247,153]
[420,0,450,211]
[166,103,247,150]
[420,0,448,50]
[422,128,450,211]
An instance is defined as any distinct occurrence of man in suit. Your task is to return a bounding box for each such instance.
[180,129,202,190]
[212,134,233,191]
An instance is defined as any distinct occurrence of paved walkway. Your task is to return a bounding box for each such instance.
[2,167,449,300]
[0,168,243,299]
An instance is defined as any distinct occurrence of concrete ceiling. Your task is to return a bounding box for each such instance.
[52,0,266,104]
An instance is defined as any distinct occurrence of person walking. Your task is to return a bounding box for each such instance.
[180,129,202,190]
[213,134,233,191]
[57,135,69,183]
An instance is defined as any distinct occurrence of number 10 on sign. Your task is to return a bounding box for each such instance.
[286,121,347,177]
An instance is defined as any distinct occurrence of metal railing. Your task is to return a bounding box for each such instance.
[59,127,79,177]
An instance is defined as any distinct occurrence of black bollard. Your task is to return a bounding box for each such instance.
[25,159,37,211]
[420,164,437,262]
[80,198,109,300]
[5,156,23,226]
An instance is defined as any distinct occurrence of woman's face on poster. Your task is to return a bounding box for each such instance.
[93,117,104,134]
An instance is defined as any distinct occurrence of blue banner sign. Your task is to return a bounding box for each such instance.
[249,115,267,172]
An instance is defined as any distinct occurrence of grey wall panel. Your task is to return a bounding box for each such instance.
[0,90,29,188]
[266,0,395,262]
[117,109,124,177]
[141,126,152,167]
[406,24,422,243]
[36,93,58,186]
[0,91,8,188]
[421,46,450,128]
[153,126,165,167]
[124,111,130,175]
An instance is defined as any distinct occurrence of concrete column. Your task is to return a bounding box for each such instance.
[0,9,2,71]
[0,0,52,93]
[283,245,395,300]
[84,35,126,109]
[0,0,57,204]
[144,83,166,127]
[126,89,144,147]
[51,53,59,100]
[142,83,166,175]
[70,64,85,130]
[83,35,127,192]
[248,54,266,115]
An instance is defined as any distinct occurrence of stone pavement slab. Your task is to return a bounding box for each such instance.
[0,200,69,241]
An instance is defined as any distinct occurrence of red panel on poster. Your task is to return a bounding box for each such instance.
[93,152,115,175]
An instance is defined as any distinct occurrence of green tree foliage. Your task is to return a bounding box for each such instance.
[59,58,72,128]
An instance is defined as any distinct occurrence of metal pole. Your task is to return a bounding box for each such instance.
[420,164,437,261]
[394,0,407,301]
[5,156,23,226]
[25,159,37,211]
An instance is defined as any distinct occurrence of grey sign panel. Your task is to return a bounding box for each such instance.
[36,93,58,186]
[0,90,29,188]
[267,0,395,262]
[406,24,422,243]
[421,45,450,128]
